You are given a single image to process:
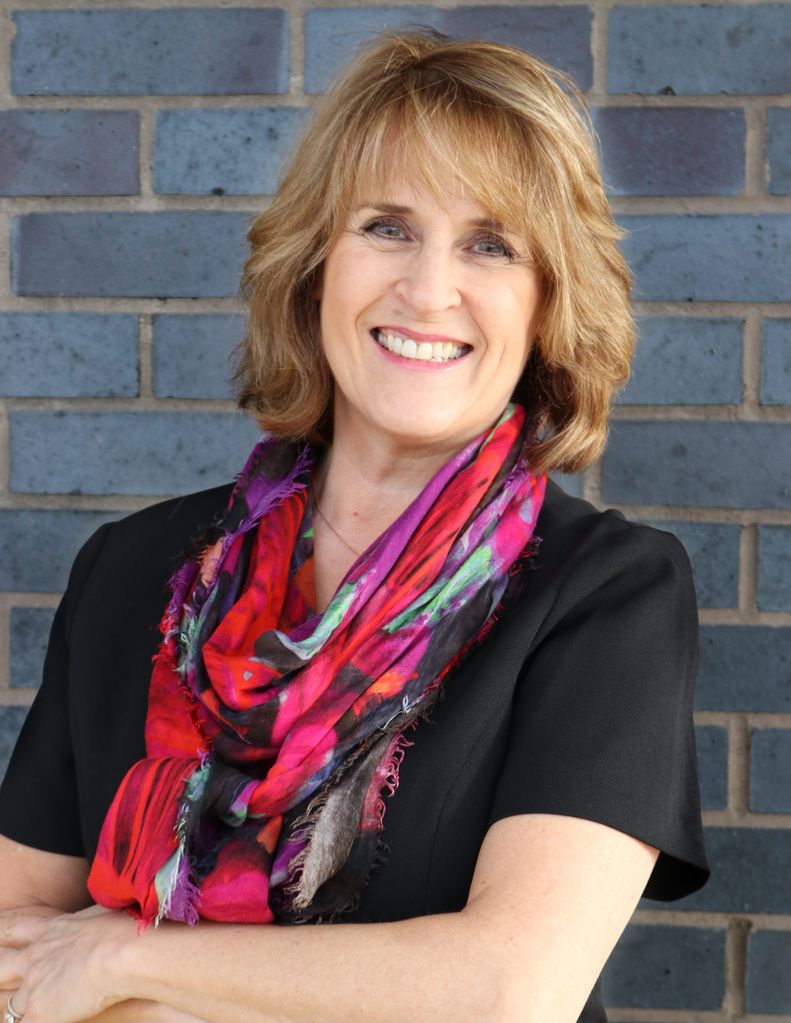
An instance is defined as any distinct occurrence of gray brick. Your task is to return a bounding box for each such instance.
[152,314,244,399]
[750,729,791,814]
[768,108,791,195]
[12,9,288,96]
[639,521,739,609]
[696,726,728,811]
[12,213,249,298]
[761,319,791,405]
[304,6,592,94]
[0,708,30,783]
[0,110,138,196]
[10,607,56,689]
[747,932,791,1014]
[619,215,791,302]
[617,318,743,405]
[758,526,791,612]
[665,828,791,913]
[609,5,791,96]
[0,510,117,592]
[602,422,791,509]
[0,313,138,398]
[9,411,261,496]
[696,627,791,713]
[548,471,583,499]
[154,108,310,196]
[600,924,725,1010]
[592,107,744,196]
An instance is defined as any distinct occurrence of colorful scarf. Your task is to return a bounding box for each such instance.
[87,403,547,926]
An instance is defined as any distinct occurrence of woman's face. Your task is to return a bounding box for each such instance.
[318,171,543,455]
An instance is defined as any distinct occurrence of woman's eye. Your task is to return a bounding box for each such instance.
[362,218,406,239]
[360,219,517,261]
[473,235,514,259]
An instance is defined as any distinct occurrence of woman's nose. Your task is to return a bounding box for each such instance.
[393,243,461,315]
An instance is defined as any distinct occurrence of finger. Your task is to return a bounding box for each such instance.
[0,913,49,949]
[0,948,25,989]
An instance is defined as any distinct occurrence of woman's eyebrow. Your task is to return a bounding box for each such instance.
[353,201,508,232]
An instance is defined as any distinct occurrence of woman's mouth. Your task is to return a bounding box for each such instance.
[371,328,470,363]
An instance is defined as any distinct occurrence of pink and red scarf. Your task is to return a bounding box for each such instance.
[87,403,547,925]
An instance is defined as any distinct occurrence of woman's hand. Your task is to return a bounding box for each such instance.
[0,906,143,1023]
[83,1000,211,1023]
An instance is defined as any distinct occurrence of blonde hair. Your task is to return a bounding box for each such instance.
[234,28,633,473]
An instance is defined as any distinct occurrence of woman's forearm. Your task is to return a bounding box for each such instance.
[114,910,504,1023]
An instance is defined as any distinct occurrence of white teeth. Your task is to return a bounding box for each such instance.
[373,329,467,363]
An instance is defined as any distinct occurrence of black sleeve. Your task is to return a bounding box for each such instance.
[0,522,113,855]
[488,523,710,901]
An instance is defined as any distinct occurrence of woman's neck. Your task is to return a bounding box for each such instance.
[313,430,461,543]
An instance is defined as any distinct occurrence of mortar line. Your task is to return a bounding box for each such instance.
[138,313,153,399]
[723,916,749,1018]
[727,714,750,815]
[738,522,759,615]
[138,105,155,199]
[0,600,9,691]
[740,310,762,413]
[589,0,610,98]
[744,102,767,198]
[0,5,13,101]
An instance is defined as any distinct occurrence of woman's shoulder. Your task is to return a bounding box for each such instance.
[64,482,236,623]
[105,481,234,548]
[537,477,692,569]
[523,478,697,628]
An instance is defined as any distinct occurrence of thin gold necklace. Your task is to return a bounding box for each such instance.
[313,490,362,558]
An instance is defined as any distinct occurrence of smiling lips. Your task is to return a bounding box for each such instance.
[371,327,470,363]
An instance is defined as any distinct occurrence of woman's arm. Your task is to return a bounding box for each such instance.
[0,836,211,1023]
[1,813,658,1023]
[0,835,91,915]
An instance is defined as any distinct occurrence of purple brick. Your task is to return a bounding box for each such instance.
[152,314,244,399]
[609,6,791,96]
[750,729,791,813]
[0,110,138,196]
[12,213,249,298]
[10,607,56,689]
[761,319,791,405]
[619,215,791,302]
[747,932,791,1013]
[600,925,725,1010]
[640,521,739,609]
[768,108,791,195]
[0,509,117,592]
[757,526,791,611]
[1,313,138,397]
[9,411,261,496]
[602,422,791,509]
[671,828,791,913]
[304,6,592,94]
[617,318,743,405]
[697,627,791,713]
[696,726,728,811]
[12,9,288,96]
[0,708,30,782]
[154,108,310,196]
[592,107,744,196]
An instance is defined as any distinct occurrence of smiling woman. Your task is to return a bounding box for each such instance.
[0,28,708,1023]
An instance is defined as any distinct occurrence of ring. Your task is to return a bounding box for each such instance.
[4,995,23,1023]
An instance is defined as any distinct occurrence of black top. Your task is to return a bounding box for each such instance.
[0,479,709,1022]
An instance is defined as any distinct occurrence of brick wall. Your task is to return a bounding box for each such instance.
[0,2,789,1017]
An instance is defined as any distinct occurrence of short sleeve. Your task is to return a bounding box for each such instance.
[0,522,113,855]
[488,523,710,901]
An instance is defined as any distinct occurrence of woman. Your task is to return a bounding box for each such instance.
[0,29,709,1023]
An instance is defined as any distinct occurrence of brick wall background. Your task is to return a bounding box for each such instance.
[0,1,789,1017]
